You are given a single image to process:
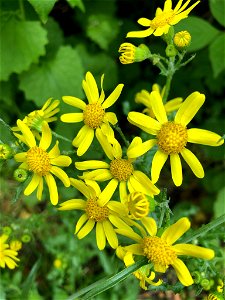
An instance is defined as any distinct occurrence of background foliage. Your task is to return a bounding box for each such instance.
[0,0,224,299]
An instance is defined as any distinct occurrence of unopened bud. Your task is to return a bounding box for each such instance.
[174,31,191,49]
[0,144,13,160]
[119,43,151,64]
[165,44,177,57]
[13,168,28,182]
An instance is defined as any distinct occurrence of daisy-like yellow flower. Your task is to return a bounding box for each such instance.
[14,120,72,205]
[0,234,20,269]
[58,179,132,250]
[12,98,60,136]
[116,217,214,286]
[75,137,160,207]
[128,91,224,186]
[125,191,150,220]
[135,83,183,118]
[60,71,124,156]
[127,0,200,38]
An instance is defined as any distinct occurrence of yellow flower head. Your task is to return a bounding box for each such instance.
[127,0,200,38]
[125,191,150,220]
[135,83,183,118]
[0,234,20,269]
[75,136,160,207]
[14,120,72,205]
[128,91,224,186]
[12,98,60,136]
[60,71,124,156]
[174,30,191,48]
[118,43,151,64]
[0,144,13,160]
[116,217,214,286]
[54,258,62,269]
[10,240,22,251]
[59,179,132,250]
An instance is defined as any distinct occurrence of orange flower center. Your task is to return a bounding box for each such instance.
[26,146,51,176]
[110,159,134,181]
[151,11,175,29]
[142,236,177,270]
[83,103,105,129]
[85,198,109,222]
[157,121,188,154]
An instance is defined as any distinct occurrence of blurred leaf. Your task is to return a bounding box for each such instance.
[86,14,120,50]
[19,46,84,106]
[209,33,225,77]
[67,0,85,12]
[44,17,64,58]
[174,16,219,52]
[0,18,48,81]
[214,187,225,218]
[209,0,225,27]
[28,0,57,23]
[0,282,6,300]
[0,77,17,104]
[21,258,41,299]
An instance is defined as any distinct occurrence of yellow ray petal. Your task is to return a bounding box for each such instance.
[126,28,154,38]
[174,92,205,126]
[39,122,52,150]
[62,96,86,110]
[80,169,112,181]
[77,127,94,156]
[119,181,128,203]
[77,219,95,239]
[108,215,132,231]
[104,112,118,125]
[85,179,101,197]
[150,91,168,124]
[164,0,172,11]
[137,18,151,26]
[102,84,124,109]
[187,128,224,146]
[127,139,157,159]
[60,113,84,123]
[24,174,41,196]
[124,244,144,255]
[164,97,183,113]
[115,228,142,243]
[103,220,118,249]
[75,214,88,234]
[85,71,99,103]
[37,177,43,200]
[128,112,161,135]
[75,160,109,170]
[107,201,127,215]
[180,148,204,178]
[72,125,90,147]
[51,155,72,167]
[170,154,182,186]
[14,152,27,162]
[133,170,160,195]
[50,166,70,187]
[141,217,157,236]
[59,199,86,210]
[171,258,194,286]
[45,173,58,205]
[17,120,36,148]
[151,150,168,183]
[48,141,60,158]
[96,127,114,160]
[96,222,106,250]
[70,178,91,198]
[154,26,169,36]
[98,179,118,206]
[161,217,190,245]
[173,244,214,260]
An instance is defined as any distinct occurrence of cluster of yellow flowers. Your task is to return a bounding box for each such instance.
[0,234,22,269]
[2,0,224,293]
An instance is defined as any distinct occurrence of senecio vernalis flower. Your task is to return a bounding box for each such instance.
[14,120,72,205]
[135,83,183,118]
[174,30,191,48]
[59,179,132,250]
[61,71,124,156]
[127,0,200,38]
[116,217,214,287]
[0,234,20,269]
[75,137,160,207]
[128,91,224,186]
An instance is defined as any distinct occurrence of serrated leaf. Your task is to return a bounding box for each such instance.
[19,46,84,106]
[86,14,119,50]
[66,0,85,12]
[0,18,48,81]
[174,16,219,52]
[28,0,57,23]
[209,33,225,77]
[209,0,225,27]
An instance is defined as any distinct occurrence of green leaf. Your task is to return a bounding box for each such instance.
[174,16,219,52]
[214,187,225,218]
[86,14,120,50]
[28,0,57,23]
[66,0,85,12]
[19,46,84,106]
[209,0,225,27]
[0,18,48,81]
[209,33,225,77]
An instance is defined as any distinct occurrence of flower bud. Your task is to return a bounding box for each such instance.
[165,44,177,57]
[119,43,151,64]
[10,240,22,251]
[2,226,12,235]
[126,191,149,219]
[21,234,31,243]
[0,144,13,160]
[174,31,191,49]
[207,291,224,300]
[13,168,28,182]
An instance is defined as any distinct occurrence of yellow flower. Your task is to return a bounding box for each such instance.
[118,43,151,64]
[116,217,214,286]
[0,234,20,269]
[14,120,72,205]
[128,91,224,186]
[125,191,150,220]
[116,246,162,290]
[135,83,183,118]
[75,137,160,207]
[10,240,22,251]
[0,144,13,160]
[127,0,200,38]
[12,98,60,136]
[60,71,124,156]
[174,30,191,48]
[58,179,132,250]
[54,258,62,269]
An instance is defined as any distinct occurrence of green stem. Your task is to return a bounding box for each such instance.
[113,124,130,148]
[19,0,25,20]
[180,214,225,244]
[51,131,72,143]
[162,57,175,103]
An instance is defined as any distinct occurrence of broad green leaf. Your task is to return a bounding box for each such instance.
[214,187,225,218]
[209,33,225,77]
[174,16,219,52]
[66,0,85,12]
[86,14,120,50]
[209,0,225,27]
[28,0,57,23]
[19,46,84,106]
[44,17,64,58]
[0,18,48,81]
